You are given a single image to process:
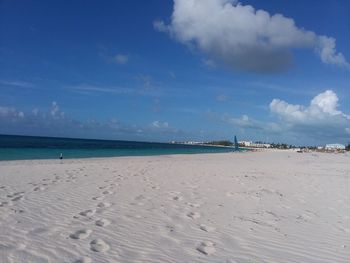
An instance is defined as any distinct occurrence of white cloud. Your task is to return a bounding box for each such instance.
[151,121,169,128]
[270,90,349,122]
[270,90,350,140]
[66,84,133,95]
[0,106,16,117]
[114,54,129,65]
[218,89,350,144]
[0,80,35,88]
[50,101,64,118]
[317,36,349,69]
[155,0,349,73]
[0,106,24,118]
[32,108,39,116]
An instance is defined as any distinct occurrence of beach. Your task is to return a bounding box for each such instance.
[0,150,349,262]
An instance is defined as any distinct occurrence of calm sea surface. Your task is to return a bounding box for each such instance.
[0,135,240,160]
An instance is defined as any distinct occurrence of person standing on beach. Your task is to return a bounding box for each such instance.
[59,153,63,160]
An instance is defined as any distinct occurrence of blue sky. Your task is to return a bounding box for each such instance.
[1,0,350,145]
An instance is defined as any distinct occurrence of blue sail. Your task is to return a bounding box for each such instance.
[234,135,239,150]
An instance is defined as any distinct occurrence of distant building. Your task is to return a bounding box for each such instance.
[183,141,203,145]
[239,140,252,147]
[239,141,271,148]
[325,144,346,150]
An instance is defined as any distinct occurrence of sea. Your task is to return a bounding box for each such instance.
[0,135,240,161]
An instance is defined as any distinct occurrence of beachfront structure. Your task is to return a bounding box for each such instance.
[325,144,346,150]
[239,141,271,148]
[239,141,252,147]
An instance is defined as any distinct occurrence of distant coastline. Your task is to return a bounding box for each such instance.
[0,134,242,161]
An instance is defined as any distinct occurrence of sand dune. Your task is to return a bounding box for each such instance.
[0,151,349,262]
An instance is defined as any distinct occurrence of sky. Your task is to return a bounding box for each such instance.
[1,0,350,146]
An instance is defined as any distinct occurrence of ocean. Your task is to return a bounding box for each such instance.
[0,135,240,161]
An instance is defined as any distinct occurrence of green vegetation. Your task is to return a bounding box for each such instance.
[269,143,294,149]
[346,143,350,151]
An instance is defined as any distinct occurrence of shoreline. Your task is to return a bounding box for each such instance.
[0,148,248,163]
[0,151,249,165]
[1,147,347,164]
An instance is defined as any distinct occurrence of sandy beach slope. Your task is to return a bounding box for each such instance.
[0,150,349,262]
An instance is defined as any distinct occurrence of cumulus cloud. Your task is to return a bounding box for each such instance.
[317,36,349,68]
[0,106,24,118]
[155,0,349,73]
[270,90,349,122]
[50,101,64,118]
[218,89,350,144]
[270,90,350,140]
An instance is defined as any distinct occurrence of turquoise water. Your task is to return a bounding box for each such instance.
[0,135,240,161]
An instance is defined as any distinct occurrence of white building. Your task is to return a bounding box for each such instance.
[239,141,271,148]
[325,144,346,150]
[239,141,252,147]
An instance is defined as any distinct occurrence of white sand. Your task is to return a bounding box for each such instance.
[0,151,349,262]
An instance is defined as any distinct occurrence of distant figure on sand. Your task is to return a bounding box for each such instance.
[59,153,63,160]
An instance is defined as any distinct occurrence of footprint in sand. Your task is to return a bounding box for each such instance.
[102,190,113,195]
[95,219,111,227]
[92,196,104,201]
[33,186,45,192]
[11,195,24,202]
[172,196,183,201]
[74,257,92,263]
[97,202,111,209]
[186,202,201,208]
[0,201,12,207]
[90,239,110,252]
[7,192,24,198]
[197,241,216,255]
[187,212,201,219]
[199,224,215,232]
[79,209,96,217]
[70,229,92,239]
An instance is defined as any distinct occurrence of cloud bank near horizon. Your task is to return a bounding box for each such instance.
[0,102,182,141]
[155,0,349,73]
[1,91,349,145]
